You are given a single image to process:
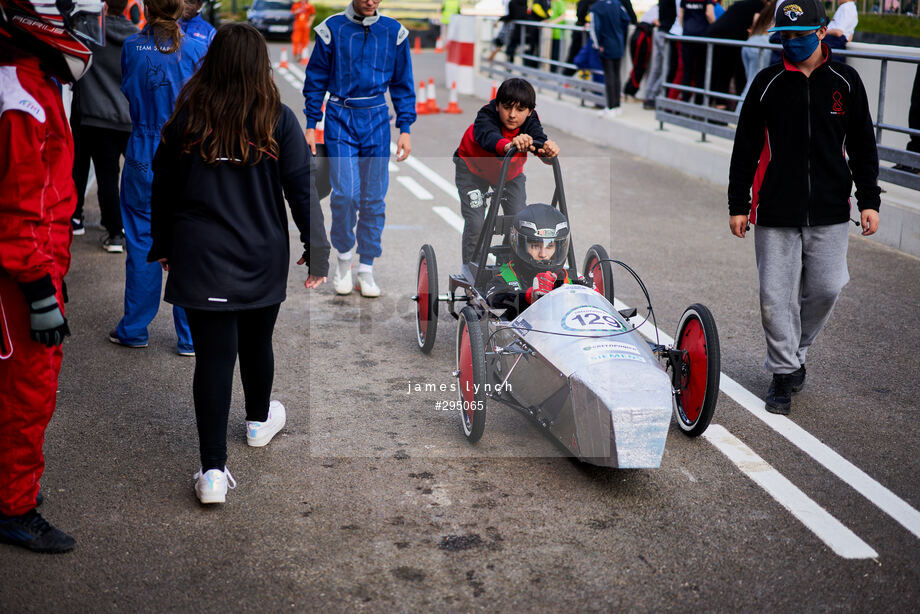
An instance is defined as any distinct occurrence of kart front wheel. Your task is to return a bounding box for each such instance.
[583,244,614,304]
[415,245,438,354]
[456,306,487,443]
[672,304,721,437]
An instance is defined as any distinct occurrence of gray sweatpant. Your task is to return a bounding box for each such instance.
[754,223,850,374]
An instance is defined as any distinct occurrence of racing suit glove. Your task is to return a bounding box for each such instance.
[18,275,70,348]
[526,271,558,303]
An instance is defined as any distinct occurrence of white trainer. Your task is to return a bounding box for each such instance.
[246,400,286,447]
[333,262,353,295]
[355,271,381,298]
[193,467,236,504]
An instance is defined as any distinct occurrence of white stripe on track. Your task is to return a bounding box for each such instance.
[390,142,459,202]
[704,425,878,559]
[433,206,464,233]
[396,176,433,200]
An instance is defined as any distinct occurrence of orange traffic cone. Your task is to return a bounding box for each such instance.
[280,46,289,69]
[416,81,429,115]
[489,81,497,100]
[299,46,309,66]
[413,36,422,54]
[434,37,444,53]
[315,102,326,144]
[426,78,441,113]
[445,81,463,114]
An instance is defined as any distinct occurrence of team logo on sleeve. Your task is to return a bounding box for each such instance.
[783,4,804,21]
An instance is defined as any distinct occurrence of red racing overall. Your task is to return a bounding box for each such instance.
[0,53,74,517]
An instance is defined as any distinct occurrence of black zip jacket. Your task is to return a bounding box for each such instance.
[728,46,880,227]
[148,104,330,310]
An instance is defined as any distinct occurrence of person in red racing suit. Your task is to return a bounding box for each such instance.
[0,0,102,553]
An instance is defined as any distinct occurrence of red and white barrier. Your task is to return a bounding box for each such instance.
[445,15,476,95]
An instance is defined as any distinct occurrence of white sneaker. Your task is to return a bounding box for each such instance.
[355,271,381,297]
[246,400,286,447]
[193,467,236,504]
[333,262,353,295]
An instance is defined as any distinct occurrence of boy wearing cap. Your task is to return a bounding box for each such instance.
[727,0,880,415]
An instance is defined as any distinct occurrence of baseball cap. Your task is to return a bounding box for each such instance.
[769,0,828,32]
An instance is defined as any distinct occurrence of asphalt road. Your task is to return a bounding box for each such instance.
[1,45,918,612]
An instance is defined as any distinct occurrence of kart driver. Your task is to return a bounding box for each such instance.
[486,204,571,319]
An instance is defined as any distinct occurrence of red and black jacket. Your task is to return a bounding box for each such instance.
[728,45,880,227]
[455,99,549,186]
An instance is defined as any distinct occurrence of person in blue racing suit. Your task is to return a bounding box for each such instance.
[179,0,215,46]
[111,0,207,355]
[302,0,416,297]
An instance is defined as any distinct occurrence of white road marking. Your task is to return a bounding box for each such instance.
[389,162,399,172]
[396,176,434,200]
[285,62,307,82]
[432,206,465,233]
[704,425,878,559]
[390,142,459,202]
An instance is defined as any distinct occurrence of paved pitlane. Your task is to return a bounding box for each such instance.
[2,42,918,611]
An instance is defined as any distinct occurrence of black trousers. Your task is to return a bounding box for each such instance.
[454,157,526,264]
[186,304,280,471]
[601,57,622,109]
[680,41,706,104]
[909,64,920,155]
[72,124,128,236]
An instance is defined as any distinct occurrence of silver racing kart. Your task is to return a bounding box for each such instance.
[412,149,721,468]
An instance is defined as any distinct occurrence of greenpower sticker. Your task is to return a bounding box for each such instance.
[561,306,625,333]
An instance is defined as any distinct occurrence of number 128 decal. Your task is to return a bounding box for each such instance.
[561,306,626,333]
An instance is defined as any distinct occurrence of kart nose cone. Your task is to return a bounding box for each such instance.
[570,360,673,468]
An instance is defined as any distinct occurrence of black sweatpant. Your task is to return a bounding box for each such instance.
[601,57,622,109]
[186,304,280,471]
[454,157,526,264]
[72,124,128,236]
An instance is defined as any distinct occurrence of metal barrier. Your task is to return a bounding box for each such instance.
[478,18,920,191]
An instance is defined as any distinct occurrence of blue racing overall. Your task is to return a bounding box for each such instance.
[118,31,206,353]
[303,4,415,264]
[179,14,216,46]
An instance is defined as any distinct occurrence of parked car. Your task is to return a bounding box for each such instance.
[247,0,294,38]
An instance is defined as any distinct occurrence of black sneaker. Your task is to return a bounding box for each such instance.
[789,365,806,393]
[642,100,656,110]
[0,509,75,553]
[765,374,793,415]
[71,217,85,236]
[102,233,124,253]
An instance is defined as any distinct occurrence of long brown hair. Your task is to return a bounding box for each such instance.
[144,0,183,53]
[166,22,281,165]
[750,0,777,36]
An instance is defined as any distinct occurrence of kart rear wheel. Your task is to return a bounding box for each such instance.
[456,306,487,443]
[673,304,721,437]
[415,245,438,354]
[583,244,614,304]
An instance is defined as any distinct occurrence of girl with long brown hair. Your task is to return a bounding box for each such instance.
[149,22,330,504]
[111,0,207,356]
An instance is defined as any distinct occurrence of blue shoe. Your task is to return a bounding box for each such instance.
[177,346,195,357]
[0,510,75,553]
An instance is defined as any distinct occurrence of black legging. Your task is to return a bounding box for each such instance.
[601,57,622,109]
[186,304,280,471]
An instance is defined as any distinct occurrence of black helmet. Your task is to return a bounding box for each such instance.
[510,203,569,272]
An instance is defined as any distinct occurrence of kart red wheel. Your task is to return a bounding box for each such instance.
[415,245,438,354]
[456,306,487,443]
[672,304,721,437]
[583,244,614,304]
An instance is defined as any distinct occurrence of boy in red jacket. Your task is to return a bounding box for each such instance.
[453,78,559,264]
